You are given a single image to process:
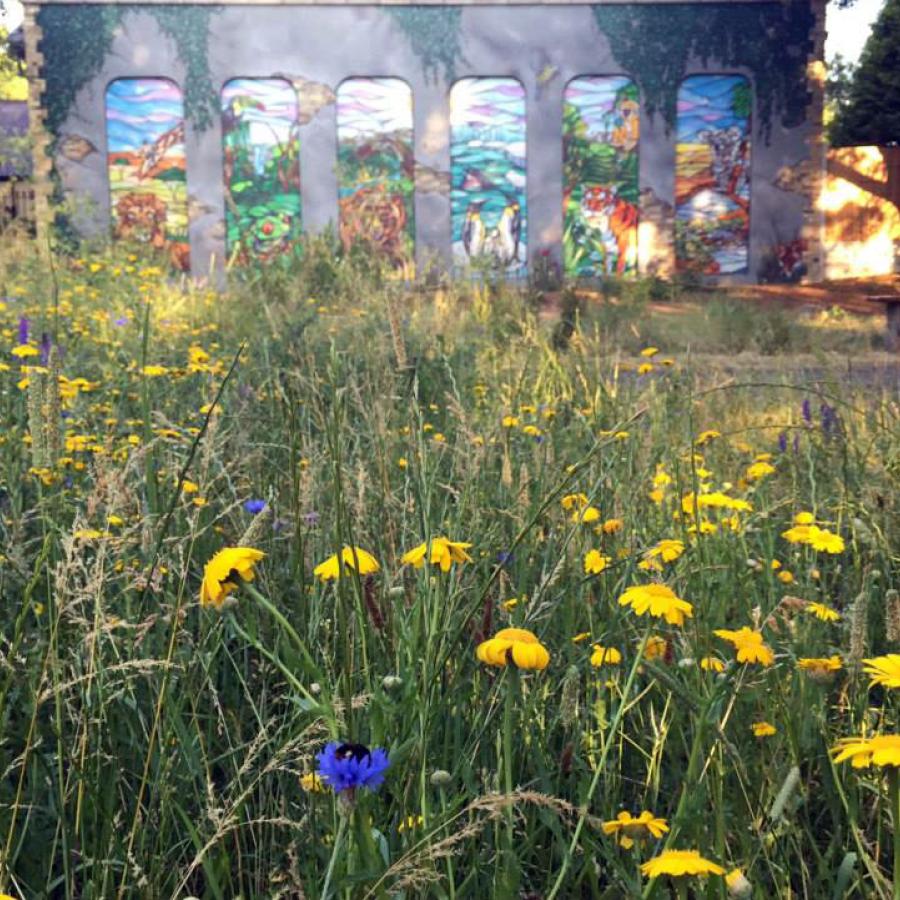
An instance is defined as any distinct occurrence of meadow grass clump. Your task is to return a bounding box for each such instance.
[0,242,898,898]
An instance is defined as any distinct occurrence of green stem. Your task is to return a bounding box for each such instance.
[890,768,900,900]
[322,813,348,900]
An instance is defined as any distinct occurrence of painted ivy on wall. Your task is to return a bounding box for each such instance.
[386,8,464,83]
[37,4,219,139]
[592,2,816,140]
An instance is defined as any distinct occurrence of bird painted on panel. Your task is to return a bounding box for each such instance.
[462,200,487,259]
[488,200,522,266]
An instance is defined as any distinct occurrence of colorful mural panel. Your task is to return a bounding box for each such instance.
[675,75,751,275]
[221,78,301,265]
[450,78,526,276]
[563,77,639,277]
[336,78,415,276]
[106,78,189,270]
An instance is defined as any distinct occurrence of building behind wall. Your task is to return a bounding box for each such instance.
[22,0,826,283]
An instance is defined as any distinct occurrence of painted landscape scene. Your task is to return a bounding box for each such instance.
[105,78,190,271]
[221,78,302,267]
[336,77,415,277]
[675,74,751,275]
[450,77,527,277]
[563,76,640,277]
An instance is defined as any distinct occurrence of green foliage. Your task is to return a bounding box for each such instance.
[828,0,900,146]
[0,240,896,896]
[387,7,464,83]
[37,5,121,140]
[37,4,219,138]
[592,2,816,140]
[0,27,26,101]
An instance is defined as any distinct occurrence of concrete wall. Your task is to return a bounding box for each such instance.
[36,2,820,282]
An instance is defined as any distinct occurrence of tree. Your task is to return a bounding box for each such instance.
[829,0,900,146]
[0,25,26,101]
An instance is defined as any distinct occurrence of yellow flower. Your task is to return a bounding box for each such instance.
[200,547,265,608]
[806,601,841,622]
[695,430,721,446]
[862,655,900,689]
[500,598,519,612]
[182,480,200,494]
[618,584,693,626]
[714,627,774,666]
[752,722,777,737]
[602,810,668,848]
[640,849,725,879]
[700,656,725,672]
[682,491,752,514]
[640,346,659,358]
[590,645,622,666]
[645,539,685,563]
[476,627,550,670]
[648,488,666,505]
[797,656,842,678]
[644,636,668,660]
[142,364,169,377]
[746,461,775,480]
[74,529,105,540]
[601,518,623,535]
[401,537,473,572]
[314,546,380,581]
[777,570,794,584]
[782,525,811,543]
[397,457,408,469]
[725,868,752,898]
[300,772,325,793]
[584,549,611,575]
[501,415,520,428]
[572,505,600,524]
[638,362,654,375]
[571,632,591,643]
[794,511,815,525]
[398,814,424,833]
[11,344,39,358]
[832,734,900,768]
[806,526,844,554]
[561,493,589,510]
[522,424,542,437]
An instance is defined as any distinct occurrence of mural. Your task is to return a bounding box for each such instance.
[675,75,751,275]
[106,78,190,270]
[563,77,639,277]
[221,78,301,265]
[450,78,527,276]
[336,78,415,276]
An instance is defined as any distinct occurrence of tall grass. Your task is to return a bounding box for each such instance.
[0,238,898,898]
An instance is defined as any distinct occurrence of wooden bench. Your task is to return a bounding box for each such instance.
[866,295,900,351]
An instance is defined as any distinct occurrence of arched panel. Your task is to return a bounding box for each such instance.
[221,78,301,265]
[105,78,189,271]
[336,77,415,277]
[563,76,639,277]
[450,77,526,276]
[675,75,751,275]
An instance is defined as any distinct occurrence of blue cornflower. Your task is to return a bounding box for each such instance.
[113,316,129,327]
[316,742,390,793]
[243,499,266,514]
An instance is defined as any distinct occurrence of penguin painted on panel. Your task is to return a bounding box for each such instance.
[462,200,487,260]
[490,200,522,266]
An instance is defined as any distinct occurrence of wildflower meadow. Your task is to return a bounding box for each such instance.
[0,238,899,899]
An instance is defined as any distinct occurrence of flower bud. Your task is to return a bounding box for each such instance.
[430,769,452,787]
[310,682,321,695]
[382,675,403,691]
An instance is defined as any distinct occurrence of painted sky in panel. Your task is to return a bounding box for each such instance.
[564,76,633,136]
[222,78,297,121]
[106,79,183,152]
[337,78,412,140]
[677,75,748,144]
[449,78,526,131]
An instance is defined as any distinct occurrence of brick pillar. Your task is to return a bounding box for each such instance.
[22,1,51,256]
[802,0,827,283]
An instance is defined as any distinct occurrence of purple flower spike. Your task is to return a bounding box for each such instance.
[801,398,812,424]
[778,432,787,453]
[316,742,390,793]
[18,316,29,345]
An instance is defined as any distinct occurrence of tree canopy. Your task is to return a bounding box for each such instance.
[0,26,26,101]
[829,0,900,146]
